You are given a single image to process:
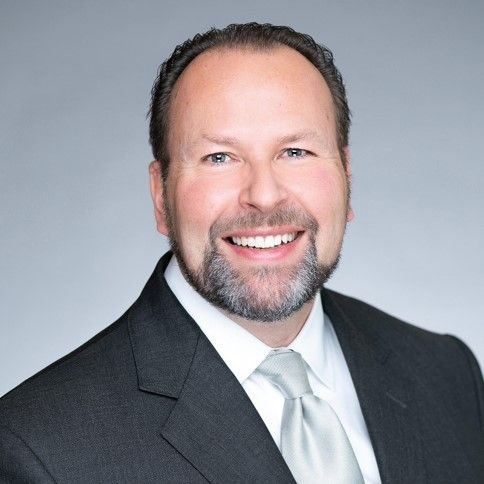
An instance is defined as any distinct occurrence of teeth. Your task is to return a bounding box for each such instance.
[230,232,297,248]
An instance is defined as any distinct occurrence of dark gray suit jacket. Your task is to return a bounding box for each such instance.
[1,252,483,483]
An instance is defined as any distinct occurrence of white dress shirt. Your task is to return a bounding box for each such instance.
[165,257,381,484]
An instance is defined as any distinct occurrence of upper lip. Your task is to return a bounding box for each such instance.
[221,226,305,239]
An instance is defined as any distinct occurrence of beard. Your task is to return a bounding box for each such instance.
[166,205,341,323]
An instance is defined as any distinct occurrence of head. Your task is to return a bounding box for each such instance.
[149,23,353,322]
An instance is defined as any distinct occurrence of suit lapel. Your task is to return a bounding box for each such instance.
[323,289,427,483]
[161,333,295,483]
[128,253,294,483]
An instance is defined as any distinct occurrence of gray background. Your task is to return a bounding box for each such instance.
[1,0,483,397]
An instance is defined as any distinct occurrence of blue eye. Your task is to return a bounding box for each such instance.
[207,152,230,164]
[285,148,307,158]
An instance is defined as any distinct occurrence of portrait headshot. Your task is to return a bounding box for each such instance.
[1,1,483,483]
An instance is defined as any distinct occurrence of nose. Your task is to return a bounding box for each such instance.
[239,161,289,213]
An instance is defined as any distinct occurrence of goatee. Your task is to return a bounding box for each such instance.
[167,206,341,323]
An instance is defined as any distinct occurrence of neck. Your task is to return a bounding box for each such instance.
[221,298,315,348]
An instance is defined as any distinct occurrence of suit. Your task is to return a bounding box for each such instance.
[1,252,483,483]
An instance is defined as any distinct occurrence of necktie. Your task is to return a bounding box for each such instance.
[256,348,364,484]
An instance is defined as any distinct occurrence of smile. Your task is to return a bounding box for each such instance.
[229,232,298,249]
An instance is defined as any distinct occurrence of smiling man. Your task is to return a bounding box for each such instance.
[1,23,483,483]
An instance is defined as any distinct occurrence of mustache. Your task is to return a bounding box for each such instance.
[209,206,319,240]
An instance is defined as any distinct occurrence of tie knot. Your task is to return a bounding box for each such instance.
[256,349,312,399]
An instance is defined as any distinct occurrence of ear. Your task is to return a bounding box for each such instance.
[149,160,169,236]
[343,147,355,222]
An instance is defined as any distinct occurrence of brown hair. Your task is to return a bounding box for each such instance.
[149,22,351,179]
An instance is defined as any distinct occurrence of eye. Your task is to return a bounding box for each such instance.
[284,148,309,158]
[205,152,231,164]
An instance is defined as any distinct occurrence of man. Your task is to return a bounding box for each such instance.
[0,23,483,483]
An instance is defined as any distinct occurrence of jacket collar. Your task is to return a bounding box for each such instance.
[127,252,200,398]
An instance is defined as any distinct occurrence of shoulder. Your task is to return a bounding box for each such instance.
[0,312,132,428]
[0,311,139,480]
[324,287,473,354]
[323,287,484,428]
[322,287,483,390]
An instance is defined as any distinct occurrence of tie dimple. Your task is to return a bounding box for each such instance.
[257,349,312,399]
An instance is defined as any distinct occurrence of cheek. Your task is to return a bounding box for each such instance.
[291,167,348,222]
[170,177,232,250]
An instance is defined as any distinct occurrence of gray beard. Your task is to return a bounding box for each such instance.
[166,206,341,323]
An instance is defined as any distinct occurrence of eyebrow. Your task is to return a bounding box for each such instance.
[199,130,323,147]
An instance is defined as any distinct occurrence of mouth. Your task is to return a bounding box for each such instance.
[223,231,303,249]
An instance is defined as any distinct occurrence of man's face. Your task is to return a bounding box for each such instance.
[150,46,353,322]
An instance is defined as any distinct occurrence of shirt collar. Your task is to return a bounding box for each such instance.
[164,255,333,389]
[288,291,334,389]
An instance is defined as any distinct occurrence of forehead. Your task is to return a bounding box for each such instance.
[168,45,337,151]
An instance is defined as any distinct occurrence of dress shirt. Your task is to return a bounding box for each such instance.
[165,256,381,484]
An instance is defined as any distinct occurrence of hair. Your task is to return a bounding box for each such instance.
[149,22,351,180]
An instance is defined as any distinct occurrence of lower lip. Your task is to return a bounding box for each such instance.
[223,233,304,262]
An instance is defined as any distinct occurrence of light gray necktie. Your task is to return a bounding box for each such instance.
[257,349,364,484]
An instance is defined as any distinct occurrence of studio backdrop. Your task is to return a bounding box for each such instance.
[1,0,483,396]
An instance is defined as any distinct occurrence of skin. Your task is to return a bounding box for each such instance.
[150,46,353,347]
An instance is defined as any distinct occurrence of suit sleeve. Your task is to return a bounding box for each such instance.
[445,335,484,434]
[0,424,55,484]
